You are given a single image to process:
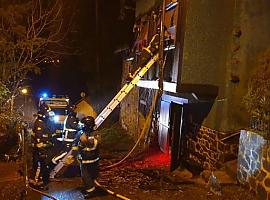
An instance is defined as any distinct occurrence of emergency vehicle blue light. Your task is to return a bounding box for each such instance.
[42,92,48,98]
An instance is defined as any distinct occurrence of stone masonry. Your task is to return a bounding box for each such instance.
[237,130,270,200]
[186,126,239,170]
[120,60,140,139]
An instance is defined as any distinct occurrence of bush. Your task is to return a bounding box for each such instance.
[99,123,134,152]
[243,49,270,135]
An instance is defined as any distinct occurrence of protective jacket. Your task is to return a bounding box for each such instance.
[63,113,81,142]
[32,118,53,150]
[32,117,53,186]
[72,129,99,167]
[72,129,99,194]
[127,34,160,81]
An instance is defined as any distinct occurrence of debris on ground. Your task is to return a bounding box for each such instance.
[0,124,258,199]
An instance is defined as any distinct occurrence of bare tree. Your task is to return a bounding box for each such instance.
[0,0,75,140]
[0,0,74,111]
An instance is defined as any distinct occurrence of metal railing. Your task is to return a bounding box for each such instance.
[250,116,270,136]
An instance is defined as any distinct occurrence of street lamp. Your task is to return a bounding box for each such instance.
[21,88,28,95]
[20,87,30,119]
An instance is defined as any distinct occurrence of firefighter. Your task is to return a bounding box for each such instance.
[51,104,82,165]
[30,104,51,182]
[63,104,81,143]
[50,105,79,165]
[30,105,53,190]
[126,33,160,82]
[66,116,100,199]
[47,110,57,141]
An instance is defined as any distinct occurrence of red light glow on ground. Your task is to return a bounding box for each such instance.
[127,146,170,169]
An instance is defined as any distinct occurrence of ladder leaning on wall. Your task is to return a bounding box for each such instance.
[50,53,159,178]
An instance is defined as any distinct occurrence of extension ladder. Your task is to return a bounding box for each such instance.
[50,53,159,178]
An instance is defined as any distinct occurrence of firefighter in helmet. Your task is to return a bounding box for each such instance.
[126,33,160,82]
[30,104,53,190]
[51,104,82,165]
[66,116,100,198]
[63,104,81,143]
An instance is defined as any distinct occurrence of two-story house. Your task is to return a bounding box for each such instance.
[120,0,270,172]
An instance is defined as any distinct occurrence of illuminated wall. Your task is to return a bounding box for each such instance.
[180,0,270,132]
[179,0,235,132]
[120,60,140,138]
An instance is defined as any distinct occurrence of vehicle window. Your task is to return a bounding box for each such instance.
[52,108,67,115]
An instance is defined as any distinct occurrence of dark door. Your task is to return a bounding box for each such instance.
[170,102,184,171]
[169,101,214,171]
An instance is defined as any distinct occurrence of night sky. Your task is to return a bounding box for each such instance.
[31,0,135,107]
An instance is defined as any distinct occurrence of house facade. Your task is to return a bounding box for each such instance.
[120,0,270,171]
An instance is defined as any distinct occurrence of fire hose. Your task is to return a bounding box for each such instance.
[103,52,167,170]
[96,54,166,200]
[102,89,159,170]
[94,91,159,200]
[94,180,131,200]
[92,90,159,200]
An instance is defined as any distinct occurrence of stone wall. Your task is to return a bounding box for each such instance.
[186,126,239,170]
[237,130,270,200]
[120,60,140,139]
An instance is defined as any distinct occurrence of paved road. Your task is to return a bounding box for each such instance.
[28,178,117,200]
[0,162,258,200]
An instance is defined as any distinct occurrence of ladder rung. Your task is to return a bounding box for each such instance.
[113,99,120,102]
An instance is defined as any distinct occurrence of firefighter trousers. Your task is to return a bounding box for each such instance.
[80,161,99,193]
[31,147,39,179]
[38,150,50,186]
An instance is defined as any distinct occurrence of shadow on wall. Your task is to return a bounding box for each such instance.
[180,83,219,134]
[184,101,215,138]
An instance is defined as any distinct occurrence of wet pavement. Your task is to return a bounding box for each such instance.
[0,164,259,200]
[0,137,259,200]
[28,178,116,200]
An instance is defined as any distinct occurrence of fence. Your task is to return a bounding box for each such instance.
[250,116,270,137]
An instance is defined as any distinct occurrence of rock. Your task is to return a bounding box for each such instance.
[201,170,212,182]
[207,172,222,196]
[172,168,193,180]
[201,170,237,185]
[214,170,238,184]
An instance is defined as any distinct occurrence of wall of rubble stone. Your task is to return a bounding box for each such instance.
[119,60,140,139]
[186,126,239,170]
[237,130,270,200]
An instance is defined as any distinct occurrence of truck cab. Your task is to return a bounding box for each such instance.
[39,95,69,134]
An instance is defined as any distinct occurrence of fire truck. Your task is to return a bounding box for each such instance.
[39,95,69,134]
